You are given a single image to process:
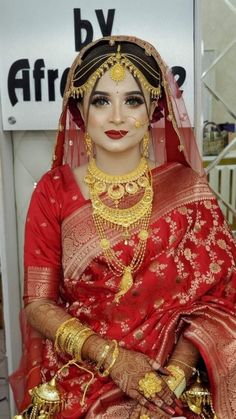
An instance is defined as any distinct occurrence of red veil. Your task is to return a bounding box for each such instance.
[52,35,204,177]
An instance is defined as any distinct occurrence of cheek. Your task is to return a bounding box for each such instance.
[87,109,108,130]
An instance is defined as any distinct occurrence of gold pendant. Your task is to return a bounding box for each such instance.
[114,266,133,303]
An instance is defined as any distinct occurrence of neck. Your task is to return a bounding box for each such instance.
[94,146,143,175]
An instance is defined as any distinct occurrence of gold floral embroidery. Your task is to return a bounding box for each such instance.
[210,262,221,274]
[184,248,192,260]
[203,200,212,209]
[134,330,144,340]
[217,239,227,249]
[154,298,164,308]
[178,206,188,215]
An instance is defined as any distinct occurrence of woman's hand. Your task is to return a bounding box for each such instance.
[129,402,171,418]
[107,347,180,416]
[82,335,183,416]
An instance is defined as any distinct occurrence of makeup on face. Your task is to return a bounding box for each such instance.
[104,130,128,140]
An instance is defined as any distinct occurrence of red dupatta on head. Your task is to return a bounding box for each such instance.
[52,35,204,177]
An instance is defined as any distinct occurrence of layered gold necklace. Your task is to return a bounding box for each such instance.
[84,157,153,303]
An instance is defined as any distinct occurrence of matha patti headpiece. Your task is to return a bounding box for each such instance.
[66,44,161,100]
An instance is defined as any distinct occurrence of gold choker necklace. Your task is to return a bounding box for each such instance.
[84,157,153,303]
[84,157,149,207]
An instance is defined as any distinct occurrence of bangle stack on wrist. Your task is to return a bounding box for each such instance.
[54,317,95,362]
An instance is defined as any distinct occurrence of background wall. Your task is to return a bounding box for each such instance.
[201,0,236,124]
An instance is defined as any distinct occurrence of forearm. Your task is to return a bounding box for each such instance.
[168,335,200,381]
[25,299,107,363]
[24,299,71,340]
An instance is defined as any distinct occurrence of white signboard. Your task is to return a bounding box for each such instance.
[0,0,194,130]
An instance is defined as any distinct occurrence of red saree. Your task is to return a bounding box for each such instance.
[11,162,236,418]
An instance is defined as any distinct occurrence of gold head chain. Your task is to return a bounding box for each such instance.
[67,44,161,99]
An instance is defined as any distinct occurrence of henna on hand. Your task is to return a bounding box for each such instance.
[129,402,171,419]
[24,299,71,339]
[106,347,177,416]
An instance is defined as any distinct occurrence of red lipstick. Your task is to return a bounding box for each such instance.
[105,130,128,139]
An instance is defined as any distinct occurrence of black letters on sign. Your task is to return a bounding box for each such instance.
[171,66,186,89]
[8,59,31,106]
[74,8,115,51]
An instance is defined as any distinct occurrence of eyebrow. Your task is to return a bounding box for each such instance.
[92,90,144,96]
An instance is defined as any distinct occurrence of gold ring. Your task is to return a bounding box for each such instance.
[140,415,150,419]
[138,372,162,398]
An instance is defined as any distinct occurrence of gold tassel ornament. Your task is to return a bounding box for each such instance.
[13,377,63,419]
[181,371,218,418]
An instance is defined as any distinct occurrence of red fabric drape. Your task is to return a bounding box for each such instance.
[10,163,236,418]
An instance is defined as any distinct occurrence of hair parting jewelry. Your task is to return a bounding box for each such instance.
[67,44,161,100]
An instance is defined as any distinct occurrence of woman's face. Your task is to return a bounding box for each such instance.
[79,69,155,155]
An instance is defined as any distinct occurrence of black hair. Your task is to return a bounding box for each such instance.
[73,41,161,91]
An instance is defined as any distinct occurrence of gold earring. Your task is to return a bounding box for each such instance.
[142,133,149,158]
[85,132,93,159]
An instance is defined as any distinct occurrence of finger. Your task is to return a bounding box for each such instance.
[151,393,184,417]
[139,404,171,419]
[136,392,173,416]
[150,397,176,416]
[129,403,141,419]
[147,359,170,376]
[174,398,184,408]
[158,367,170,375]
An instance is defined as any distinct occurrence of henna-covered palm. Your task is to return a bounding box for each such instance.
[129,402,171,419]
[107,347,176,416]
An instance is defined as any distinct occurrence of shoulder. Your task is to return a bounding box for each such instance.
[36,164,73,194]
[153,162,214,203]
[153,162,207,186]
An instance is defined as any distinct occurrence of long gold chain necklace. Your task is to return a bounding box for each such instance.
[84,157,153,303]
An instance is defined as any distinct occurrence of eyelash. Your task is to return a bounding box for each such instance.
[91,95,145,107]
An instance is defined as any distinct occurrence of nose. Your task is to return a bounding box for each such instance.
[111,101,124,125]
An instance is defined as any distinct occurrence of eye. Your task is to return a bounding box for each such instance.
[91,95,110,107]
[125,95,145,107]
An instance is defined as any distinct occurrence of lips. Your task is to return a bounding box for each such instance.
[105,130,128,140]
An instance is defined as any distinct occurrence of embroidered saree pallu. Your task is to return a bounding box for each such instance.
[11,163,236,418]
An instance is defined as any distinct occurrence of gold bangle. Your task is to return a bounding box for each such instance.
[58,323,86,354]
[54,318,82,352]
[66,327,91,355]
[54,317,84,352]
[54,318,95,362]
[96,343,111,372]
[99,340,119,377]
[72,330,96,362]
[164,364,186,397]
[170,358,197,375]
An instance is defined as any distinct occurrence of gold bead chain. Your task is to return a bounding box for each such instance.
[84,156,153,303]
